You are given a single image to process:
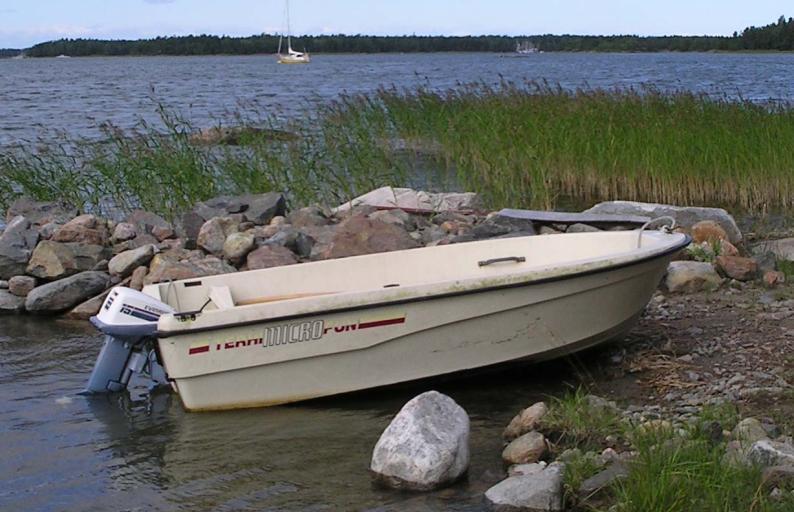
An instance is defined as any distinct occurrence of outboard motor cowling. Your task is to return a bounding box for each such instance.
[85,287,174,394]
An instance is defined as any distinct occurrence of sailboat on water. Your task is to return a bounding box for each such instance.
[277,0,310,64]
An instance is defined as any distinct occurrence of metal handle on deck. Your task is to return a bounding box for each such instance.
[478,256,526,267]
[637,216,677,248]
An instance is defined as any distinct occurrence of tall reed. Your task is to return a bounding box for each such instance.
[332,81,794,211]
[2,83,792,220]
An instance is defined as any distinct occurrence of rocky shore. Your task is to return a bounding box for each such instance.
[1,186,789,320]
[1,186,792,509]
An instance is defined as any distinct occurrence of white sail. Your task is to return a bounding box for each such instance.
[277,0,310,64]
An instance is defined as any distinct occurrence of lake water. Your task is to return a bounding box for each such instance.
[0,316,593,512]
[1,52,793,147]
[0,52,792,511]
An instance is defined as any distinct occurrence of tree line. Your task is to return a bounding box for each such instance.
[6,16,793,57]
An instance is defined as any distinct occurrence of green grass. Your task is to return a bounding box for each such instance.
[543,390,794,512]
[0,101,411,221]
[540,388,626,452]
[778,260,794,281]
[613,430,793,512]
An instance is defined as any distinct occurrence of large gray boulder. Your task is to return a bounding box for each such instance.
[108,244,157,278]
[370,391,470,491]
[485,462,565,511]
[0,216,40,279]
[335,187,482,213]
[665,261,722,293]
[585,201,742,244]
[25,271,111,313]
[26,241,110,281]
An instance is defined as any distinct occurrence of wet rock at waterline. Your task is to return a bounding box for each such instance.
[503,402,548,441]
[502,431,548,465]
[0,290,25,313]
[484,462,565,511]
[25,271,111,314]
[370,391,470,491]
[0,216,40,280]
[26,241,110,281]
[664,261,723,293]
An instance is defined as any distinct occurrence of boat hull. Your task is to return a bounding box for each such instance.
[158,253,671,411]
[278,55,310,64]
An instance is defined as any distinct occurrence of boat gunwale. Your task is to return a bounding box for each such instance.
[157,233,691,339]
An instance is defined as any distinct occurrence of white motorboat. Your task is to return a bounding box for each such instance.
[86,228,689,411]
[277,0,310,64]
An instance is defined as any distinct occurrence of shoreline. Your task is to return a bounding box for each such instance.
[4,50,794,59]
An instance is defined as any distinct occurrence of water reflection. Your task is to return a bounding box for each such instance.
[1,314,605,511]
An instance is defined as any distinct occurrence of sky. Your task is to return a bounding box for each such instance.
[0,0,791,48]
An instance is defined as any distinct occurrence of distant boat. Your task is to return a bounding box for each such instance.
[277,0,310,64]
[515,41,541,55]
[55,54,71,59]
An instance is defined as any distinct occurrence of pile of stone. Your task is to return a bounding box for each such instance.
[1,188,791,319]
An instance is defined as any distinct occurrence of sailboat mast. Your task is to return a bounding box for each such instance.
[286,0,293,52]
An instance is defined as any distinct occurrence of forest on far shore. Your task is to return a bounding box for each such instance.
[3,15,793,57]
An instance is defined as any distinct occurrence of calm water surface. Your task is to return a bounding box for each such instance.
[0,316,589,511]
[1,52,793,147]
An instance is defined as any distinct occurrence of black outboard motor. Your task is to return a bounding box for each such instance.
[85,287,174,393]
